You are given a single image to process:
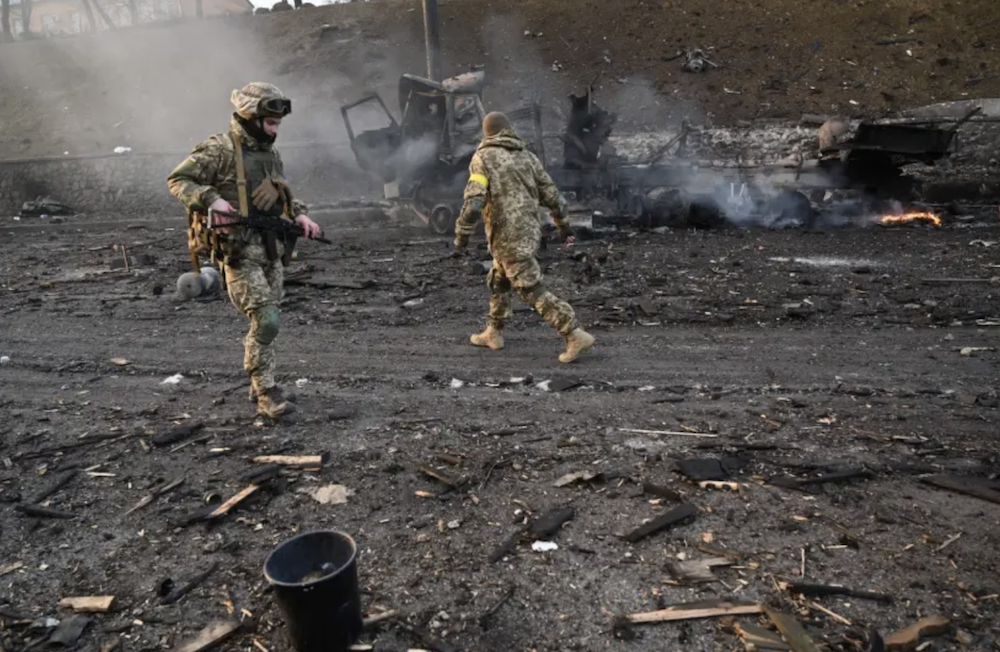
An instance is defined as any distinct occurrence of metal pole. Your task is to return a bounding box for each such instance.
[422,0,441,81]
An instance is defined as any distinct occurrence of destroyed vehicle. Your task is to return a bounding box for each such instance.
[817,106,981,199]
[341,71,488,235]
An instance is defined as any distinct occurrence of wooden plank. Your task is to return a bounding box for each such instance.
[625,503,698,543]
[207,485,259,519]
[174,620,242,652]
[884,615,950,652]
[627,601,763,624]
[252,455,326,468]
[59,596,115,613]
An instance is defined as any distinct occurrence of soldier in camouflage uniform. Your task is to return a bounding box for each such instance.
[166,82,322,419]
[455,112,595,363]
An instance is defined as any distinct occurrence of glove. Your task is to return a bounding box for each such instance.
[557,224,575,243]
[251,174,291,212]
[251,177,281,211]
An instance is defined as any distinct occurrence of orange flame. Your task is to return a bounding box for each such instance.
[879,211,942,226]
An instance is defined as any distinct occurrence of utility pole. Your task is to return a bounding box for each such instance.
[421,0,441,81]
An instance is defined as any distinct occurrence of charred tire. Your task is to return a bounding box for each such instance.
[772,190,817,229]
[429,204,456,236]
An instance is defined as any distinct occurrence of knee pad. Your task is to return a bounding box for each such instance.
[253,305,281,345]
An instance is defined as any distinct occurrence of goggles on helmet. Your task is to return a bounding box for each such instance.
[258,97,292,118]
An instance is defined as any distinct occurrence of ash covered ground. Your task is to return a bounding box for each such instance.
[1,209,999,652]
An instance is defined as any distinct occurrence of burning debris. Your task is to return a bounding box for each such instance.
[879,211,942,227]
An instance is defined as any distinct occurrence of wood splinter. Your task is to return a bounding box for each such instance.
[173,620,242,652]
[627,600,764,624]
[59,596,116,613]
[252,454,329,469]
[624,503,698,543]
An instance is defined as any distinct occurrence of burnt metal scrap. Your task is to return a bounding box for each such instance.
[543,87,979,230]
[340,70,488,234]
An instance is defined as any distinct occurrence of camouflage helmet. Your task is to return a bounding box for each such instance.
[230,82,292,120]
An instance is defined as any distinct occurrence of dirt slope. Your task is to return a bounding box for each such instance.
[1,0,1000,159]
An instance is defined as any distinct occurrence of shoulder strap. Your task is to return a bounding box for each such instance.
[229,131,250,218]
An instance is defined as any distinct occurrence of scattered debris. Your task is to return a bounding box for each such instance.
[681,48,719,73]
[160,563,219,605]
[489,506,575,562]
[0,562,25,577]
[620,428,719,439]
[49,614,91,647]
[173,620,243,652]
[253,454,328,469]
[554,470,602,487]
[764,606,822,652]
[478,586,515,630]
[627,599,763,624]
[14,504,76,519]
[736,623,792,652]
[300,484,353,505]
[125,477,185,515]
[668,556,733,584]
[920,474,1000,505]
[531,541,558,552]
[152,421,205,447]
[624,502,698,543]
[537,377,582,392]
[20,196,75,217]
[769,468,873,490]
[678,458,729,481]
[58,597,115,613]
[884,615,950,652]
[781,581,894,603]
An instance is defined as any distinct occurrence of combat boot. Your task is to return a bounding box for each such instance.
[559,328,595,363]
[257,388,296,420]
[470,325,504,350]
[249,384,297,404]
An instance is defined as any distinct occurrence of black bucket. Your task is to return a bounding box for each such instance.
[263,530,363,652]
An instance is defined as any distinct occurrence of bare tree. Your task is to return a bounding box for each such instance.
[80,0,99,31]
[91,0,117,29]
[1,0,11,42]
[20,0,32,34]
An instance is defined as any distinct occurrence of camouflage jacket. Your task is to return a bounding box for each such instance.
[167,116,309,219]
[455,128,567,261]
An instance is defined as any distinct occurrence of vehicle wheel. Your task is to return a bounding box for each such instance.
[429,204,455,235]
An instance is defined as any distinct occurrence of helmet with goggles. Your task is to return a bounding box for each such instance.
[231,82,292,120]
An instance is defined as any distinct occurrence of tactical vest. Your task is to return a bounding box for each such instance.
[235,141,288,218]
[186,131,295,276]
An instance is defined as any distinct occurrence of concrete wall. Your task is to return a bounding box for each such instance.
[0,142,383,217]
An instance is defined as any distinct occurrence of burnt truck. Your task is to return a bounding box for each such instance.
[341,72,977,232]
[340,71,489,234]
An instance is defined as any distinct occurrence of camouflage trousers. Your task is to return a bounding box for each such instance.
[487,256,577,336]
[224,241,284,395]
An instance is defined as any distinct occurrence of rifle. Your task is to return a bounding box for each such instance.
[207,208,332,266]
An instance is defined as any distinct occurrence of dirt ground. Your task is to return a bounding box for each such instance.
[3,0,1000,158]
[1,211,999,652]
